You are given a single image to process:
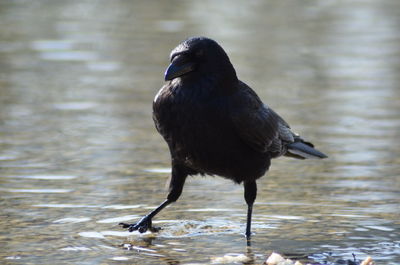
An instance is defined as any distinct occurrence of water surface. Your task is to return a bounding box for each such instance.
[1,0,400,264]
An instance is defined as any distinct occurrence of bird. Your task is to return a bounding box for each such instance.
[120,36,327,243]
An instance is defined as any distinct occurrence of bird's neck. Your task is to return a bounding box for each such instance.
[177,73,237,99]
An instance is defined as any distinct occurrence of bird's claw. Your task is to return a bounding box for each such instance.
[119,217,160,233]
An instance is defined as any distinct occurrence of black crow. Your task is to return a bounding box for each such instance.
[120,37,327,242]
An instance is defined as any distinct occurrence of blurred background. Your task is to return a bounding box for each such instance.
[1,0,400,264]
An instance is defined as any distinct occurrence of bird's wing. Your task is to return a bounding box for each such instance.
[230,82,294,153]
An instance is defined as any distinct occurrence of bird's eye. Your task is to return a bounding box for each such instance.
[171,51,190,62]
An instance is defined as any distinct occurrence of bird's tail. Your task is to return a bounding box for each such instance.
[285,137,327,160]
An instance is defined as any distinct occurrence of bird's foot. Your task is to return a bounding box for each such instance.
[119,216,160,233]
[246,237,252,247]
[244,231,254,246]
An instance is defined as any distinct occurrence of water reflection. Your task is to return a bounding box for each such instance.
[1,0,400,264]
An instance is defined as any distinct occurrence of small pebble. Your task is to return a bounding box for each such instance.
[360,256,375,265]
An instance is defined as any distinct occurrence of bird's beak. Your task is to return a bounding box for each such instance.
[164,61,196,81]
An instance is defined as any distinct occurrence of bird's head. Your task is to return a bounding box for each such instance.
[164,37,237,82]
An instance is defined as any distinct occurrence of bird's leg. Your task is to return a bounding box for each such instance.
[243,180,257,245]
[119,164,188,233]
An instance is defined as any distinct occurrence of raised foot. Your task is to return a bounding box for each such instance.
[119,217,161,233]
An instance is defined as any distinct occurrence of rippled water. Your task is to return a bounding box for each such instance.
[1,0,400,264]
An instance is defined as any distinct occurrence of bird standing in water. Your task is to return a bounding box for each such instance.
[120,37,327,243]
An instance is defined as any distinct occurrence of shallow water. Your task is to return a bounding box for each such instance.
[1,0,400,264]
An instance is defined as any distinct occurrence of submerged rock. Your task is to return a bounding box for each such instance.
[265,252,303,265]
[211,253,252,264]
[264,252,375,265]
